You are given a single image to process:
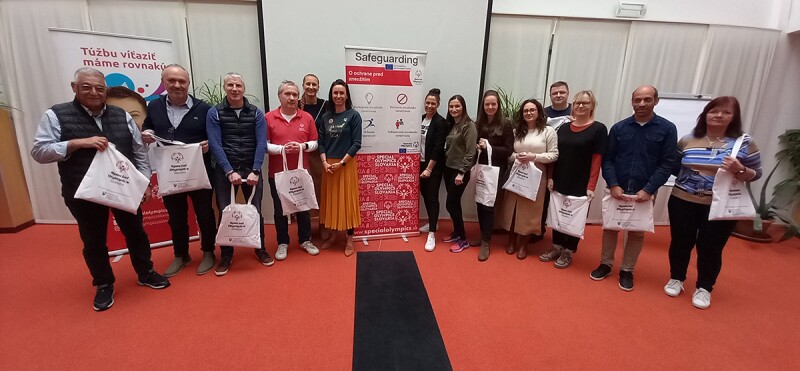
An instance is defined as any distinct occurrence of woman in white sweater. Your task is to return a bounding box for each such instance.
[498,99,558,259]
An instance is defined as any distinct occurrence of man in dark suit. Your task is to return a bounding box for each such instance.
[141,64,217,276]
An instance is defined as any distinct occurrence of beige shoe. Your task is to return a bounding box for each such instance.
[320,231,338,250]
[196,252,215,275]
[478,241,490,262]
[344,235,355,257]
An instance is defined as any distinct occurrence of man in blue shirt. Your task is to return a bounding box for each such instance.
[591,85,678,291]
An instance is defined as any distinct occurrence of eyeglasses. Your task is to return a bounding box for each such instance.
[523,109,538,114]
[79,84,106,93]
[574,101,592,107]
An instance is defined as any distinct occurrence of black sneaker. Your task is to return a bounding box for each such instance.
[590,264,612,281]
[529,234,544,243]
[215,258,232,276]
[93,284,114,311]
[137,270,171,289]
[619,270,634,291]
[255,249,275,267]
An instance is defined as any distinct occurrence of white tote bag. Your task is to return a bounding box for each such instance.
[709,135,757,221]
[74,143,150,214]
[274,149,319,215]
[546,190,590,239]
[151,136,211,196]
[601,190,655,233]
[502,159,543,201]
[471,142,500,207]
[215,185,262,249]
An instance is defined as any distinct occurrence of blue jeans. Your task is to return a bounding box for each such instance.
[213,166,266,259]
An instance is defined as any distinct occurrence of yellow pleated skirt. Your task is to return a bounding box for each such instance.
[320,157,361,230]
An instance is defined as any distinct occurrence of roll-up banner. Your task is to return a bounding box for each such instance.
[345,46,427,239]
[49,28,197,255]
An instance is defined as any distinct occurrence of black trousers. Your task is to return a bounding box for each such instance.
[162,188,217,258]
[268,177,312,245]
[476,203,494,243]
[64,196,154,286]
[420,161,443,232]
[552,230,580,252]
[668,195,736,292]
[213,167,266,259]
[443,168,470,240]
[539,189,550,237]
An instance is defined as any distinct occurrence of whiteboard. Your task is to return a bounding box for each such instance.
[654,95,712,139]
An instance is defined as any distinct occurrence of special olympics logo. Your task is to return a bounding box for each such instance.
[397,210,411,225]
[171,152,184,163]
[518,162,529,170]
[397,184,412,198]
[115,161,128,173]
[384,174,394,183]
[232,211,243,221]
[290,176,300,186]
[397,156,414,171]
[477,171,484,180]
[563,199,572,208]
[731,179,738,187]
[384,201,393,210]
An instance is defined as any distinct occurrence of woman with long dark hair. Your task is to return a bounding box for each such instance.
[665,96,761,309]
[418,88,448,252]
[472,90,514,261]
[318,79,362,256]
[499,99,558,259]
[442,95,477,253]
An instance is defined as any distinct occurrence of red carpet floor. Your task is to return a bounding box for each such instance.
[2,222,799,370]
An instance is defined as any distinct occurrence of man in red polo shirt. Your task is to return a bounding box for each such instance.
[266,80,320,261]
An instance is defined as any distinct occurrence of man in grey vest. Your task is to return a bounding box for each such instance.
[32,67,170,312]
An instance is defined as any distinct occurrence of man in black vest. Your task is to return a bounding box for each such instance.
[31,67,170,312]
[141,64,217,276]
[206,72,272,276]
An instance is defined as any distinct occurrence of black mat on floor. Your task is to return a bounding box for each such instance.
[353,251,452,371]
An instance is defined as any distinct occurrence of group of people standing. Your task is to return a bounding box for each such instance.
[32,65,761,312]
[417,82,762,310]
[32,66,363,311]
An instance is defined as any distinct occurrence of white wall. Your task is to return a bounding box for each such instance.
[787,0,800,33]
[494,0,787,30]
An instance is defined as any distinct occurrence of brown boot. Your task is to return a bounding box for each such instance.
[516,234,528,260]
[321,231,338,250]
[506,232,518,255]
[344,235,355,257]
[478,241,490,262]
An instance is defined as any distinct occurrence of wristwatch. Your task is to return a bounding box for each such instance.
[251,170,261,176]
[340,161,346,167]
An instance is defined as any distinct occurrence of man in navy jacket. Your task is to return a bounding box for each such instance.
[142,64,217,276]
[592,85,678,291]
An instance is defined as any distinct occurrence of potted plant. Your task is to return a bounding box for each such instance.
[733,129,800,242]
[494,85,523,120]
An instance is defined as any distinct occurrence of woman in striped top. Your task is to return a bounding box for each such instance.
[665,96,761,309]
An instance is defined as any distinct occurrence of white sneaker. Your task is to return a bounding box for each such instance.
[275,244,288,261]
[664,279,685,297]
[424,232,436,251]
[302,241,320,256]
[419,223,430,233]
[692,288,711,309]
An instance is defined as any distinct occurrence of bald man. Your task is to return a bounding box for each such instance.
[592,85,678,292]
[142,64,217,277]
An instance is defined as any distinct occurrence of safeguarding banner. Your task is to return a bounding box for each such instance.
[345,46,427,239]
[48,28,192,254]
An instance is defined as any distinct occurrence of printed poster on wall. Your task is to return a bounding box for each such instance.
[345,46,427,239]
[49,28,196,254]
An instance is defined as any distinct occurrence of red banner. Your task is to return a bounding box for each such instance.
[346,66,412,86]
[355,153,420,237]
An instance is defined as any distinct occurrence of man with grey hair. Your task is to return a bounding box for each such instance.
[265,80,320,260]
[206,72,271,275]
[141,64,217,277]
[32,67,170,312]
